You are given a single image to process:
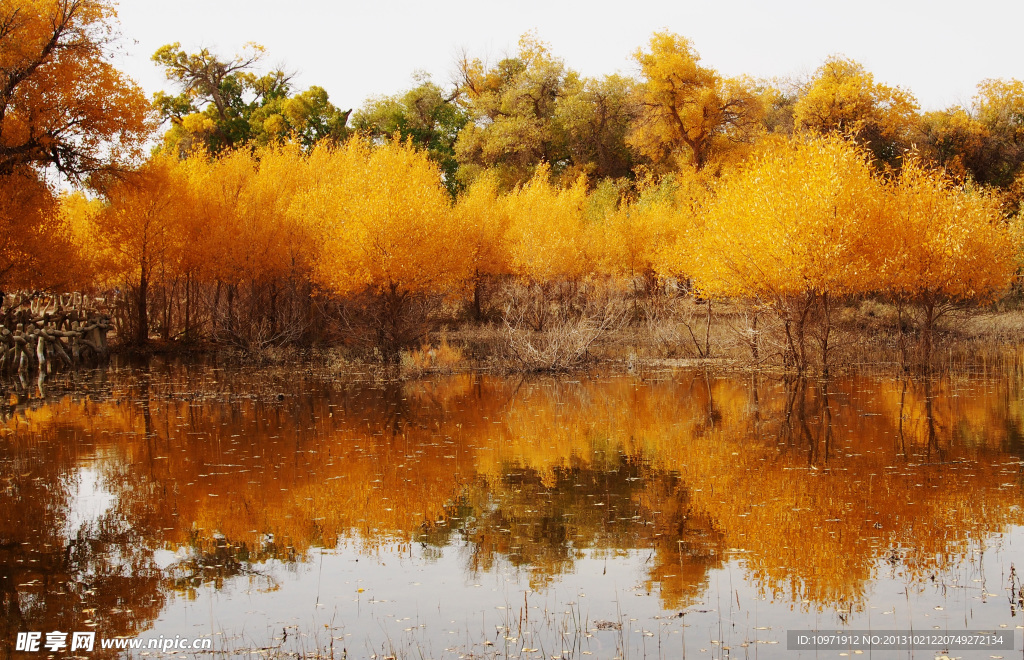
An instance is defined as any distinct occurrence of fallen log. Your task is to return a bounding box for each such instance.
[0,299,110,376]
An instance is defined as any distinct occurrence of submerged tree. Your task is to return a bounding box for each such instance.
[174,143,319,346]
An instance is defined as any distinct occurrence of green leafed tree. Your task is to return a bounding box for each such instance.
[555,73,638,181]
[152,42,349,154]
[453,32,575,189]
[351,75,468,196]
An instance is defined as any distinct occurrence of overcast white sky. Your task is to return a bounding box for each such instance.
[111,0,1022,114]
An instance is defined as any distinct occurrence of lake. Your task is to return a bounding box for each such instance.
[2,361,1022,658]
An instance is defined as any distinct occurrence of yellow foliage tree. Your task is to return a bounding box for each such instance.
[164,143,321,345]
[502,164,592,284]
[918,108,990,182]
[0,0,150,296]
[93,154,190,345]
[454,171,512,320]
[793,56,918,168]
[975,78,1024,158]
[879,159,1016,364]
[58,190,106,289]
[183,144,317,343]
[0,0,152,179]
[694,135,885,372]
[972,78,1024,208]
[0,171,77,291]
[629,32,763,172]
[595,168,708,287]
[454,32,572,188]
[293,138,468,358]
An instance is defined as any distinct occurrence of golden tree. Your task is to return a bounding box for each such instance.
[879,159,1016,364]
[152,42,349,156]
[0,0,151,178]
[171,147,248,340]
[0,171,77,291]
[972,78,1024,209]
[502,165,592,286]
[293,138,468,358]
[167,143,319,346]
[693,135,885,372]
[92,154,189,345]
[596,168,709,289]
[454,171,512,320]
[629,32,763,172]
[918,108,990,182]
[793,56,918,168]
[0,0,150,294]
[554,73,638,181]
[352,76,467,196]
[58,189,106,290]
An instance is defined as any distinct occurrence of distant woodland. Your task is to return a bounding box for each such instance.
[3,0,1024,372]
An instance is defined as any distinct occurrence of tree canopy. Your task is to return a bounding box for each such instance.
[352,76,468,196]
[0,0,151,178]
[152,42,349,154]
[630,32,763,172]
[793,56,919,168]
[6,16,1024,368]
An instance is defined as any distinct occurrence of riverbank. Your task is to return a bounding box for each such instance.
[9,292,1022,383]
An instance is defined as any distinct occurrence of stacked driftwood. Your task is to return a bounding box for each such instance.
[1,292,110,375]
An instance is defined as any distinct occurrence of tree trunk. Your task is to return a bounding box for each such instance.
[819,292,832,377]
[750,312,759,361]
[136,270,149,345]
[212,280,222,339]
[920,297,935,370]
[269,280,279,337]
[472,271,483,323]
[184,271,192,342]
[703,299,712,358]
[895,297,908,372]
[227,283,236,337]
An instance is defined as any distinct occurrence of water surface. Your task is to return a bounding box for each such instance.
[2,363,1023,658]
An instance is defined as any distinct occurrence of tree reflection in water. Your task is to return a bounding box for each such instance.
[1,362,1022,655]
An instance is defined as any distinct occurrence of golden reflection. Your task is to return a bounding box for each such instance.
[1,364,1023,652]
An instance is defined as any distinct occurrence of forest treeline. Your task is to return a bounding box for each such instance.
[3,0,1024,372]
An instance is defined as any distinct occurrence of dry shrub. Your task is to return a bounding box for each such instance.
[498,279,609,332]
[501,285,627,371]
[332,289,441,363]
[638,294,726,359]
